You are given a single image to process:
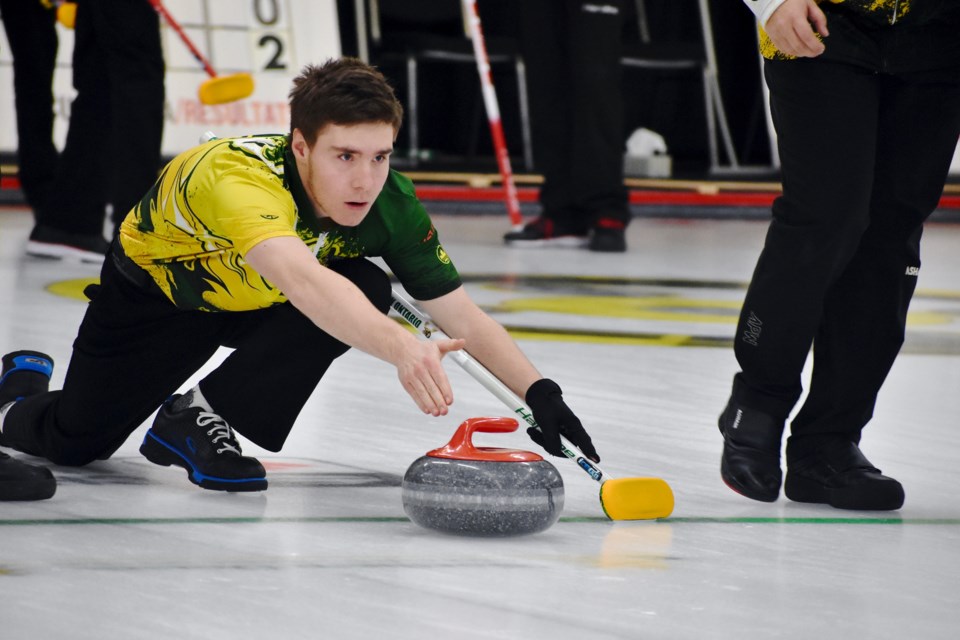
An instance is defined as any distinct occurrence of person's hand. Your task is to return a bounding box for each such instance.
[524,378,599,463]
[765,0,829,58]
[396,337,465,416]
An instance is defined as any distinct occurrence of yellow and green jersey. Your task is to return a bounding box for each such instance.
[749,0,960,69]
[119,135,460,311]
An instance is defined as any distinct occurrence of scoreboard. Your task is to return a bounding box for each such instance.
[0,0,341,157]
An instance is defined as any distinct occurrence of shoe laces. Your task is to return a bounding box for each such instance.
[196,411,242,455]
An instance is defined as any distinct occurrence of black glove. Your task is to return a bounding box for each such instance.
[524,378,599,463]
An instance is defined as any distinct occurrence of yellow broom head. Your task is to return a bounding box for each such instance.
[600,477,675,520]
[198,73,255,105]
[56,2,77,29]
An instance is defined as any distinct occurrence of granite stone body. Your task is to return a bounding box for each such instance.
[402,456,564,536]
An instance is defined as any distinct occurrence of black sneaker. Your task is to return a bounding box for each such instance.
[0,451,56,501]
[503,217,588,248]
[140,395,267,492]
[588,217,627,253]
[785,440,904,511]
[718,399,785,502]
[0,351,54,409]
[26,224,109,263]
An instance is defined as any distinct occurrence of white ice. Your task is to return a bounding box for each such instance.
[1,207,959,640]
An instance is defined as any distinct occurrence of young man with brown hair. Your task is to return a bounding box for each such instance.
[0,58,598,491]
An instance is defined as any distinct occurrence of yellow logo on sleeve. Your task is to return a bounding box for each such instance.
[436,246,450,264]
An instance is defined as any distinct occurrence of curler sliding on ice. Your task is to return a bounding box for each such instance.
[0,58,632,503]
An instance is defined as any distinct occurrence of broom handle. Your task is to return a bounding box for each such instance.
[461,0,524,229]
[390,289,610,485]
[147,0,219,78]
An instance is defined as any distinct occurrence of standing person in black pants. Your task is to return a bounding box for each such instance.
[0,0,60,223]
[27,0,165,263]
[719,0,960,510]
[503,0,630,252]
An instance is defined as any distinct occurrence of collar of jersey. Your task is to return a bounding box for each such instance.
[283,146,325,237]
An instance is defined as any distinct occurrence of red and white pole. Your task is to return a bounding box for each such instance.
[461,0,524,229]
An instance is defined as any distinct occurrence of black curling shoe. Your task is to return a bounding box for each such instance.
[718,399,785,502]
[785,440,904,511]
[140,395,267,492]
[0,451,56,501]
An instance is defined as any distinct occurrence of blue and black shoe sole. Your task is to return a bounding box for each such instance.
[0,352,54,404]
[139,430,268,492]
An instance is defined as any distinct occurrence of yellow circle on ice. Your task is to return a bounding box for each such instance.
[46,278,98,302]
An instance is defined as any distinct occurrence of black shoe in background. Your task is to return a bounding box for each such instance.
[503,217,589,248]
[26,225,109,263]
[588,217,627,252]
[718,399,784,502]
[786,439,904,511]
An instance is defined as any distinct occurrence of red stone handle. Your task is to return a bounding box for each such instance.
[427,417,542,462]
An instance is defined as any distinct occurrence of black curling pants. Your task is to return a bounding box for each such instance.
[39,0,165,233]
[731,57,960,459]
[0,254,392,466]
[0,0,59,212]
[520,0,629,231]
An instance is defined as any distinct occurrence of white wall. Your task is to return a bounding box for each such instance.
[0,0,341,157]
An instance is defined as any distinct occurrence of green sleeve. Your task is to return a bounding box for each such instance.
[377,172,462,300]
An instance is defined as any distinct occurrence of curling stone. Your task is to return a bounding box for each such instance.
[402,417,564,537]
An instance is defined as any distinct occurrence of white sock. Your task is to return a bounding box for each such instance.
[173,387,215,413]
